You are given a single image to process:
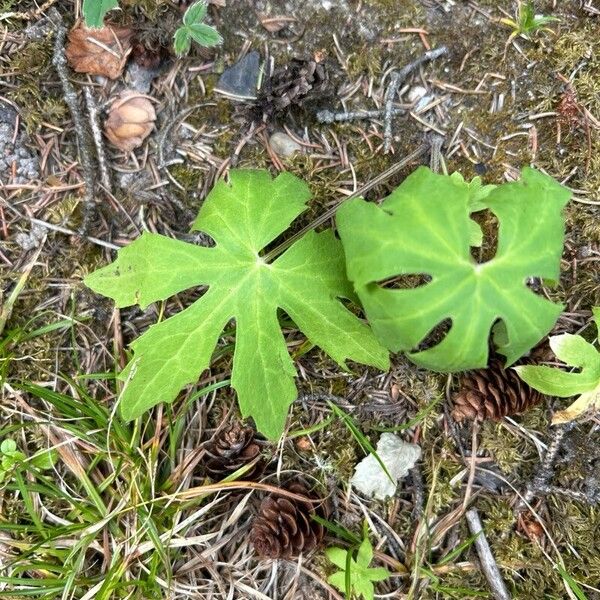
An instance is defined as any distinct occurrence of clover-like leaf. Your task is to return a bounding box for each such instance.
[326,536,391,600]
[85,170,388,439]
[183,0,207,26]
[337,166,570,372]
[174,0,222,55]
[515,311,600,423]
[82,0,118,28]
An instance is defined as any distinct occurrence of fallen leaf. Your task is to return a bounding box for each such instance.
[66,22,133,80]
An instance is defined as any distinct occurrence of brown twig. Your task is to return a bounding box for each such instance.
[465,508,511,600]
[517,422,576,512]
[83,85,112,194]
[263,142,429,262]
[383,46,449,153]
[51,18,98,234]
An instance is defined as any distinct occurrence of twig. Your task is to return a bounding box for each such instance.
[263,142,429,262]
[428,133,446,173]
[465,508,511,600]
[383,46,448,153]
[517,422,576,512]
[409,465,425,521]
[83,86,112,194]
[316,107,405,124]
[52,19,98,234]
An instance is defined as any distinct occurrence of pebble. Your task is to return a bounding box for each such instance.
[407,85,427,104]
[269,132,302,158]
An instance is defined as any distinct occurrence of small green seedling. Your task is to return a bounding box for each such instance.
[0,439,56,483]
[500,1,559,42]
[174,0,223,56]
[515,308,600,424]
[337,166,570,372]
[82,0,118,28]
[0,439,26,483]
[85,170,388,440]
[82,0,222,56]
[326,524,391,600]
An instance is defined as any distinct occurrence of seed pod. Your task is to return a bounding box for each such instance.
[66,23,133,80]
[104,91,156,151]
[250,482,326,559]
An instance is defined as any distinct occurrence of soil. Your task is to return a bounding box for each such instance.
[1,0,599,599]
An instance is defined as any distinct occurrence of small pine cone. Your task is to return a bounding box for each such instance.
[251,483,326,559]
[256,58,327,118]
[452,358,542,422]
[202,423,264,481]
[104,91,156,151]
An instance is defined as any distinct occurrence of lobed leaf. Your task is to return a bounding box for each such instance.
[337,167,570,372]
[85,170,388,439]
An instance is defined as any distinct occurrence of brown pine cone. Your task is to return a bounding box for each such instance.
[256,58,328,118]
[104,91,156,151]
[202,423,264,481]
[251,482,326,559]
[451,358,542,422]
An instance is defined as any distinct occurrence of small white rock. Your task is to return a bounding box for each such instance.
[269,132,302,158]
[351,433,421,500]
[407,85,427,104]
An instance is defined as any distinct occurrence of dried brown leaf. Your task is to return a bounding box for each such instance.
[66,22,133,80]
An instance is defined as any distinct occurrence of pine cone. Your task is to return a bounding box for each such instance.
[202,423,264,480]
[66,23,133,80]
[256,58,327,118]
[251,482,326,559]
[104,91,156,151]
[452,358,542,422]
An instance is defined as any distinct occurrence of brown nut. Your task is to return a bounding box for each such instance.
[104,91,156,152]
[66,22,133,80]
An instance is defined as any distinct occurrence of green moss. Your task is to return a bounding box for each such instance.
[169,163,202,192]
[346,45,385,79]
[7,35,67,132]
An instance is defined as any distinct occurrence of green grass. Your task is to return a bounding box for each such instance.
[0,371,237,599]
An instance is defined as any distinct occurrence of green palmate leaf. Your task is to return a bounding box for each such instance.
[449,171,496,212]
[85,170,388,439]
[82,0,118,28]
[337,166,570,372]
[515,312,600,422]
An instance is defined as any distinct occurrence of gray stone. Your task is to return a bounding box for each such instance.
[214,51,261,100]
[269,131,302,157]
